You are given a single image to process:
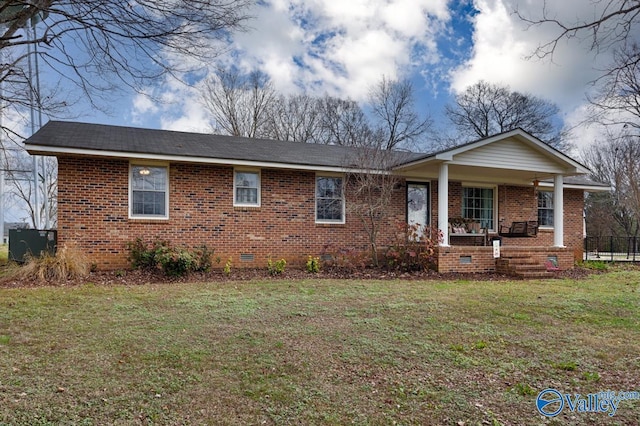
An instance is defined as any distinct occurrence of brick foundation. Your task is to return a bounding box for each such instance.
[437,246,574,274]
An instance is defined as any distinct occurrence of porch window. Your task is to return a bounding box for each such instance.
[234,170,260,207]
[130,165,168,219]
[316,175,344,223]
[538,191,554,227]
[462,187,494,230]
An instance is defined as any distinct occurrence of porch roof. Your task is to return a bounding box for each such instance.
[394,129,593,186]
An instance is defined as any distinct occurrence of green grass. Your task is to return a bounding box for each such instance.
[1,270,639,425]
[0,244,7,263]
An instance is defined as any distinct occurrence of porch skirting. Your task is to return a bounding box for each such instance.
[437,246,573,274]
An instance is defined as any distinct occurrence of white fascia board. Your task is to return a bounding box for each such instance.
[537,181,611,192]
[27,145,366,174]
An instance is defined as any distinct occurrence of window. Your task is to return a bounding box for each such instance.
[538,191,554,227]
[234,170,260,206]
[316,175,344,223]
[130,165,168,218]
[462,187,494,230]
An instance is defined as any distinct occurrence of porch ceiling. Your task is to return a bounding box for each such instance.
[398,162,562,186]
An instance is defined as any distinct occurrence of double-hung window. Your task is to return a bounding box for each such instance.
[130,165,168,219]
[462,186,495,230]
[316,175,344,223]
[234,170,260,207]
[538,191,554,227]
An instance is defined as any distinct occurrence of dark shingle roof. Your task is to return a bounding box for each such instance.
[25,121,423,169]
[24,121,609,189]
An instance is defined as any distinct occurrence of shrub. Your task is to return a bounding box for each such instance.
[320,244,369,272]
[582,260,609,271]
[306,256,320,273]
[384,222,442,272]
[11,243,90,282]
[223,257,232,276]
[126,239,214,277]
[267,258,287,275]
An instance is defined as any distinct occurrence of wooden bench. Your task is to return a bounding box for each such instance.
[498,221,538,238]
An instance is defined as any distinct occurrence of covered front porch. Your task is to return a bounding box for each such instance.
[393,130,592,274]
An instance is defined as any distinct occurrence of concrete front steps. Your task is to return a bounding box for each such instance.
[495,252,554,278]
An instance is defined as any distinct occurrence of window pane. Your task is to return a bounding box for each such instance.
[234,171,260,205]
[316,176,344,222]
[538,191,554,226]
[236,187,258,204]
[132,191,166,216]
[463,187,494,229]
[317,199,342,220]
[132,166,166,191]
[131,166,167,217]
[236,172,258,189]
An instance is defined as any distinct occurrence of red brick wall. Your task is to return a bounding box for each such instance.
[494,186,584,261]
[437,246,574,273]
[57,155,586,270]
[57,156,406,269]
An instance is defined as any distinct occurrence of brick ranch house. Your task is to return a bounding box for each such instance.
[25,121,608,275]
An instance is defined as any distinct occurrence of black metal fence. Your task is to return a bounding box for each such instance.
[584,236,640,262]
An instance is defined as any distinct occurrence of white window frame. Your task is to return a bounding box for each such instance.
[233,168,261,207]
[129,163,169,220]
[315,174,345,224]
[461,184,497,231]
[537,190,554,228]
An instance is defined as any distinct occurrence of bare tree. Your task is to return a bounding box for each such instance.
[517,0,640,74]
[0,1,250,230]
[317,96,373,146]
[368,76,431,150]
[0,0,252,137]
[582,131,640,237]
[4,151,57,228]
[264,94,322,143]
[445,80,565,146]
[201,69,277,138]
[346,147,407,266]
[517,1,640,131]
[588,43,640,131]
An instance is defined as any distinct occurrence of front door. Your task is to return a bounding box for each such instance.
[407,182,430,238]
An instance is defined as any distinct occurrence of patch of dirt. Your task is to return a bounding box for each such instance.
[0,264,604,288]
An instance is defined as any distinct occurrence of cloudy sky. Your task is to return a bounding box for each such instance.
[73,0,619,153]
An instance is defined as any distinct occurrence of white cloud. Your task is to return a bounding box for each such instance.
[131,93,159,126]
[230,0,451,99]
[450,0,601,106]
[448,0,620,149]
[130,0,453,133]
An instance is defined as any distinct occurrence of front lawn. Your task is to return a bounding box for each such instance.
[0,269,639,425]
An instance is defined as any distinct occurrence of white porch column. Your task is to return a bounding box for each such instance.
[438,162,449,246]
[553,174,564,247]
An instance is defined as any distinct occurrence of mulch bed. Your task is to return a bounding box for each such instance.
[0,263,601,288]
